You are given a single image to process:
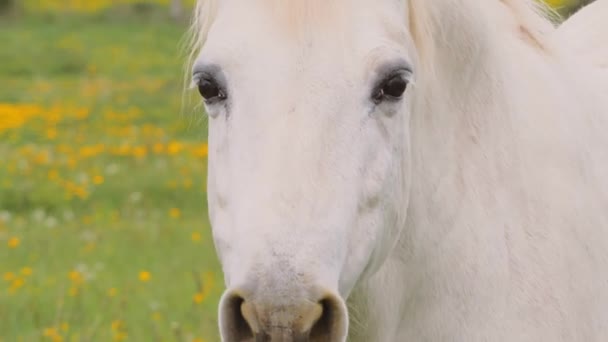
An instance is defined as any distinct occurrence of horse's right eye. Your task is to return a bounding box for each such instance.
[198,78,226,102]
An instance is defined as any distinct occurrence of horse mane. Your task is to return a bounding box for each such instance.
[185,0,217,78]
[407,0,557,77]
[186,0,557,74]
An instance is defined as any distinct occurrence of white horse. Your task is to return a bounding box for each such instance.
[187,0,608,340]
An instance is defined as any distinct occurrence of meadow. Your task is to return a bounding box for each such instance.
[0,6,221,342]
[0,0,585,341]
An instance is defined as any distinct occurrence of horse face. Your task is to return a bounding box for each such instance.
[193,1,415,340]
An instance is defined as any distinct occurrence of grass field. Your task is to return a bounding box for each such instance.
[0,9,221,342]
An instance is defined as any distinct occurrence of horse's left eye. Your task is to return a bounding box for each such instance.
[383,76,408,98]
[198,78,226,102]
[372,74,409,103]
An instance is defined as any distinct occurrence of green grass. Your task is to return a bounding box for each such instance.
[0,12,221,342]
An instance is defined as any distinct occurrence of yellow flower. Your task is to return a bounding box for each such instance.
[48,169,59,181]
[46,128,57,140]
[92,175,104,185]
[111,320,128,341]
[151,311,162,321]
[43,327,62,340]
[193,292,205,304]
[60,323,69,332]
[3,272,15,282]
[43,327,56,336]
[139,271,151,282]
[108,287,118,297]
[152,143,164,154]
[7,237,20,248]
[113,332,128,342]
[191,143,208,158]
[191,232,201,243]
[169,208,181,219]
[167,141,183,155]
[68,270,84,285]
[33,151,50,165]
[111,320,123,332]
[10,277,25,292]
[132,146,147,159]
[74,108,89,120]
[20,267,33,277]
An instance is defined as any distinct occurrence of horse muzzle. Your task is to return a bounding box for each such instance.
[219,287,348,342]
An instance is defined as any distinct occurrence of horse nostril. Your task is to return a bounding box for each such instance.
[308,294,348,341]
[219,289,348,342]
[219,292,256,341]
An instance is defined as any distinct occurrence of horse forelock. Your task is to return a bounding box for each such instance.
[187,0,557,66]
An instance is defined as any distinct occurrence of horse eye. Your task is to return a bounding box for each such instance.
[383,76,408,97]
[198,78,226,102]
[372,74,408,103]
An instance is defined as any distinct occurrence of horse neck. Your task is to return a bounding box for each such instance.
[404,0,527,258]
[349,3,557,339]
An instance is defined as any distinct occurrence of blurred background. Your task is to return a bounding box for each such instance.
[0,0,595,341]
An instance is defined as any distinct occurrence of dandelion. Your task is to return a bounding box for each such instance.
[42,327,63,341]
[111,320,128,342]
[74,107,90,120]
[33,151,50,165]
[68,270,84,285]
[3,272,15,282]
[191,143,208,158]
[7,237,20,248]
[108,287,118,297]
[169,208,181,219]
[111,320,123,332]
[167,141,183,155]
[9,277,25,293]
[139,271,151,282]
[20,267,33,276]
[43,327,57,337]
[151,311,162,321]
[193,292,205,304]
[48,169,59,181]
[113,332,128,342]
[152,143,164,154]
[92,175,104,185]
[46,128,57,140]
[191,232,201,243]
[132,146,147,159]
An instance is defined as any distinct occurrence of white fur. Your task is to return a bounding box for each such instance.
[188,0,608,340]
[555,0,608,68]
